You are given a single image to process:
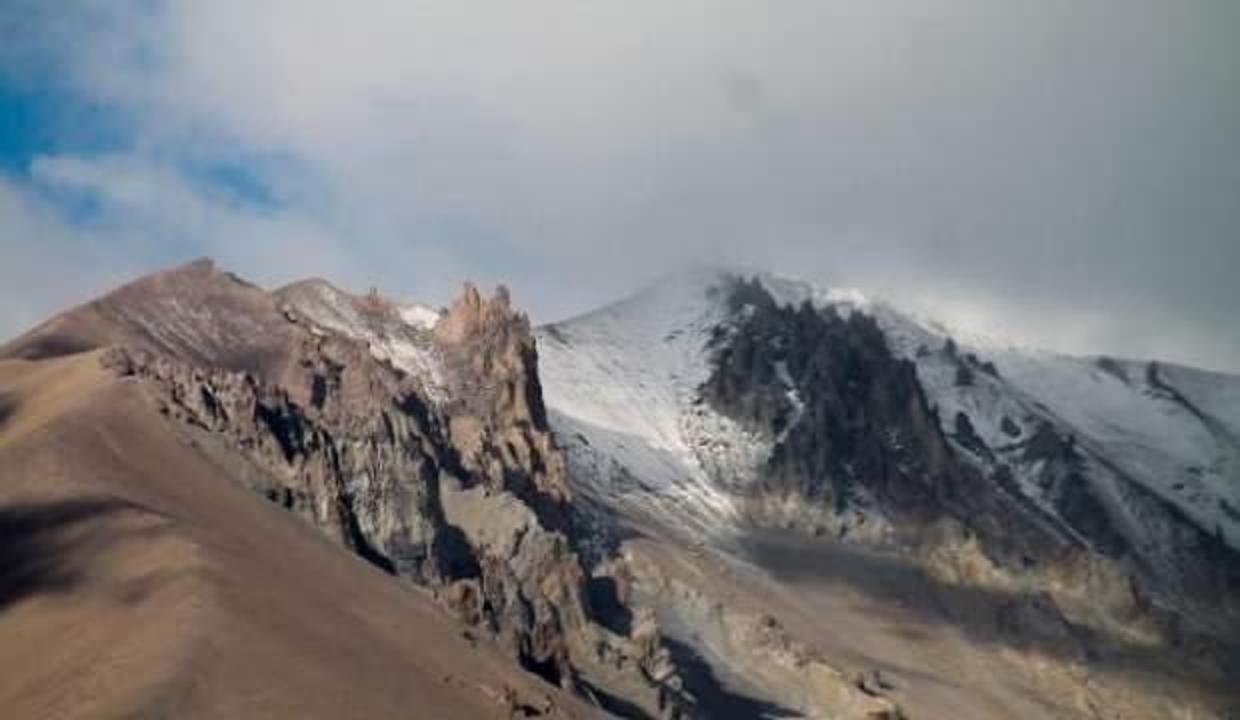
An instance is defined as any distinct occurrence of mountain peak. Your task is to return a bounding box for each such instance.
[0,258,291,370]
[435,281,524,346]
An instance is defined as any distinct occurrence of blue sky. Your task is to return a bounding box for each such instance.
[0,65,285,222]
[0,85,55,173]
[0,84,125,231]
[1,1,1238,371]
[0,85,129,173]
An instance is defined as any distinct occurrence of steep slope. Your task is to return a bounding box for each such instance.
[1,258,298,375]
[7,259,1236,718]
[535,270,752,539]
[537,269,1240,719]
[0,260,693,719]
[0,348,591,719]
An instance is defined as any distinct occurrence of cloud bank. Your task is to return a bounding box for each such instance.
[1,1,1237,370]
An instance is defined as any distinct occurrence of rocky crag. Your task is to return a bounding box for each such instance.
[8,260,689,718]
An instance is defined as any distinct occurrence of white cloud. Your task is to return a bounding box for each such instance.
[0,177,137,334]
[1,0,1237,370]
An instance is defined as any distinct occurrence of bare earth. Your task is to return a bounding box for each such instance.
[0,350,594,719]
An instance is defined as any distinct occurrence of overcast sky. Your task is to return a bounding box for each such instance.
[1,1,1237,370]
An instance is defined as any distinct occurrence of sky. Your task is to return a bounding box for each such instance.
[1,1,1237,371]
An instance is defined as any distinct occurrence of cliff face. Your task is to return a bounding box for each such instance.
[20,262,689,718]
[703,278,954,517]
[433,283,572,528]
[99,335,458,585]
[701,278,1071,562]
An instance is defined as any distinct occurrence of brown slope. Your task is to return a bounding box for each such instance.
[0,349,596,719]
[0,258,296,378]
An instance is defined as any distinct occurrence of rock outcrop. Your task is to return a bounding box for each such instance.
[433,282,572,528]
[54,262,691,718]
[701,277,1066,561]
[12,260,1237,718]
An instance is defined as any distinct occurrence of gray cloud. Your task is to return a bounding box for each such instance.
[1,1,1238,371]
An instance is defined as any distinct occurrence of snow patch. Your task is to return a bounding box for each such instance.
[280,282,449,403]
[540,267,1240,557]
[537,270,763,541]
[399,303,441,331]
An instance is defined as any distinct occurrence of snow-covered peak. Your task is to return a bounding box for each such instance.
[746,269,1043,359]
[398,303,442,331]
[537,268,756,538]
[551,267,731,338]
[538,266,1240,557]
[755,271,874,319]
[753,271,1240,550]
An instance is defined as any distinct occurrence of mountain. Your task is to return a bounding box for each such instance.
[1,259,1236,718]
[536,268,1240,719]
[0,260,689,719]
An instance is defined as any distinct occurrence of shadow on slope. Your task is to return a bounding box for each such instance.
[741,530,1239,701]
[663,636,803,719]
[0,498,149,612]
[0,392,16,430]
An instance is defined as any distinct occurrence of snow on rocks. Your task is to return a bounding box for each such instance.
[755,272,1240,552]
[540,267,1240,557]
[398,303,442,331]
[276,280,449,403]
[536,270,763,541]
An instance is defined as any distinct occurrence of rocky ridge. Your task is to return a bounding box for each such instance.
[9,260,695,718]
[7,259,1236,717]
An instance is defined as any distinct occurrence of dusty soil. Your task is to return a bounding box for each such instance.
[0,350,595,719]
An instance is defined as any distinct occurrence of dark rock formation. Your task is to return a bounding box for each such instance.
[954,360,975,387]
[700,277,1066,566]
[703,278,948,518]
[953,411,991,460]
[1095,356,1131,384]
